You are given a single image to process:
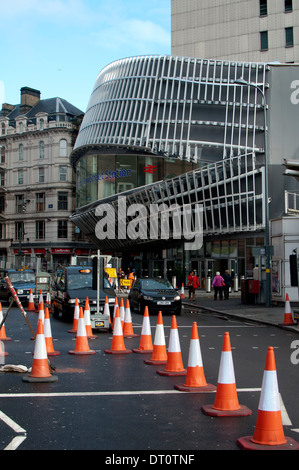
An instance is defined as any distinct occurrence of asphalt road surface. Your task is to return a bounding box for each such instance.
[0,302,298,456]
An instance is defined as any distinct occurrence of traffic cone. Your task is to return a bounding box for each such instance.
[103,296,111,326]
[238,347,299,450]
[104,307,132,355]
[123,299,138,338]
[0,340,8,357]
[45,291,52,313]
[157,315,186,376]
[23,318,58,382]
[0,302,12,341]
[112,297,119,329]
[44,307,60,356]
[38,301,45,323]
[279,293,296,326]
[68,307,96,355]
[175,322,216,392]
[27,288,35,311]
[119,297,125,329]
[68,298,80,333]
[84,297,97,339]
[144,311,167,365]
[180,283,185,299]
[132,306,153,354]
[36,289,44,312]
[201,332,252,416]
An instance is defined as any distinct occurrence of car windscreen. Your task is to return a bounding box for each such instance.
[9,272,35,283]
[67,271,112,290]
[140,279,174,290]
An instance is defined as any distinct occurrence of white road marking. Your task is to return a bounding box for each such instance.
[0,410,27,450]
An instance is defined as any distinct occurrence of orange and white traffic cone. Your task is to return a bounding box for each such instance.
[36,289,44,312]
[201,332,252,416]
[45,291,51,313]
[103,296,111,326]
[84,297,97,339]
[68,307,96,355]
[37,301,45,323]
[123,299,138,338]
[175,322,216,392]
[104,307,132,355]
[44,307,60,356]
[237,347,299,450]
[27,288,35,311]
[279,293,296,326]
[68,298,80,333]
[0,302,12,341]
[132,306,153,354]
[23,318,58,382]
[157,315,186,376]
[119,297,125,329]
[112,297,119,329]
[180,283,185,299]
[144,311,167,365]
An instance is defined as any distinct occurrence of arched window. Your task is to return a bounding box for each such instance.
[19,122,24,133]
[59,139,67,157]
[40,118,44,130]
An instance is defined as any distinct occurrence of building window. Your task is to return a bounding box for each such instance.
[59,165,67,182]
[0,147,5,163]
[38,167,44,183]
[36,192,45,212]
[0,223,5,240]
[285,0,293,12]
[18,122,24,133]
[15,221,24,241]
[40,118,44,130]
[1,123,5,136]
[59,139,67,157]
[39,141,44,159]
[0,172,4,187]
[259,0,267,16]
[58,220,68,238]
[285,27,294,47]
[58,191,68,210]
[0,196,4,213]
[36,220,45,240]
[18,170,23,185]
[260,31,268,50]
[19,144,24,161]
[16,194,24,213]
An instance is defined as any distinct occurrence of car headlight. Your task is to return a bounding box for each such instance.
[16,289,24,295]
[143,295,153,300]
[68,299,77,304]
[174,295,180,301]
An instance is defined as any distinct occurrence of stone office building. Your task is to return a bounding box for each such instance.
[0,86,93,270]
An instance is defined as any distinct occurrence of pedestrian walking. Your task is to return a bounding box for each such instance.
[212,271,225,300]
[222,270,232,299]
[187,271,200,301]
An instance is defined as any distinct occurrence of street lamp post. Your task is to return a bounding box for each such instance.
[234,78,271,307]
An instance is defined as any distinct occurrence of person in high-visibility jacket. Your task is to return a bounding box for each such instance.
[128,270,135,288]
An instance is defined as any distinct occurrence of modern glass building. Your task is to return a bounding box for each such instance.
[70,55,299,295]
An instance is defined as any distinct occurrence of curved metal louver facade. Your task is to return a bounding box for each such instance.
[70,55,268,251]
[71,55,268,167]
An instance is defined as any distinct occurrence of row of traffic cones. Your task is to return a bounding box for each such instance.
[104,302,299,450]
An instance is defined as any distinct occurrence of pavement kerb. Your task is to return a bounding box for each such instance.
[182,300,299,334]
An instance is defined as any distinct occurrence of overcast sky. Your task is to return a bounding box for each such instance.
[1,0,171,112]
